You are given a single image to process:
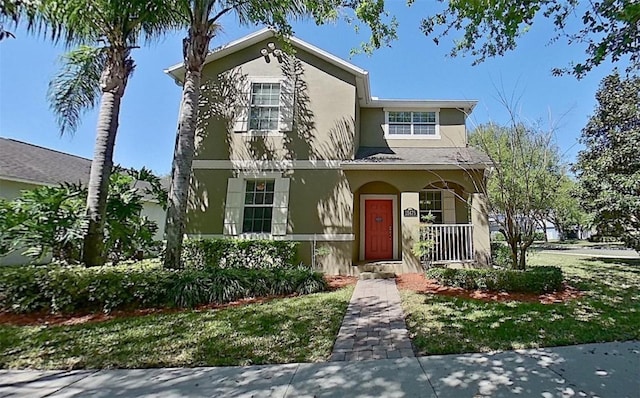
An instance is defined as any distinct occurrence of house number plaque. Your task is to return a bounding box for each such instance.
[403,208,418,217]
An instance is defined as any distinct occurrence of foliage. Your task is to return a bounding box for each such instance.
[574,72,640,252]
[0,285,353,369]
[0,262,327,314]
[425,266,564,294]
[0,169,164,264]
[490,242,511,268]
[418,0,639,78]
[403,253,640,356]
[103,172,160,265]
[0,0,39,40]
[180,239,299,269]
[0,183,87,262]
[470,123,562,269]
[546,176,592,241]
[47,45,106,135]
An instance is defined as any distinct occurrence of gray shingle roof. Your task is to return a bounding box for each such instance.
[0,137,91,186]
[344,146,491,168]
[0,138,169,201]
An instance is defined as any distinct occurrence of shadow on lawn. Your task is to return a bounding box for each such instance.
[0,291,352,369]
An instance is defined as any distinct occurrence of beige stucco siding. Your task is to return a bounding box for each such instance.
[286,170,352,234]
[0,179,40,200]
[359,108,468,148]
[194,40,357,162]
[187,169,233,235]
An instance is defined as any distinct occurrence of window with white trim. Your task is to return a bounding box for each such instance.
[387,111,438,137]
[242,179,275,233]
[419,190,443,224]
[224,176,290,237]
[249,83,280,131]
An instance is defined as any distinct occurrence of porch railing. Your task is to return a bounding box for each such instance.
[421,224,474,263]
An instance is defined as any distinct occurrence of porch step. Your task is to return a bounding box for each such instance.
[357,262,401,273]
[359,271,396,280]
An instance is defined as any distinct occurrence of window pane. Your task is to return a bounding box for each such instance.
[245,193,254,205]
[265,192,274,204]
[389,124,411,135]
[414,124,436,135]
[413,112,435,123]
[266,181,275,192]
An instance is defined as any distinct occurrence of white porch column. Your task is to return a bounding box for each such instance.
[471,192,491,267]
[401,192,421,272]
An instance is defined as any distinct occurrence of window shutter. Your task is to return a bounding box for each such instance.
[278,77,294,132]
[442,190,456,224]
[224,178,244,235]
[271,178,290,235]
[233,80,251,132]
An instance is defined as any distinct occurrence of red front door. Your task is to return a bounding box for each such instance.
[364,199,393,260]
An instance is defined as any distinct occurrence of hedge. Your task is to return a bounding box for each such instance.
[425,266,563,294]
[181,239,299,269]
[0,263,326,314]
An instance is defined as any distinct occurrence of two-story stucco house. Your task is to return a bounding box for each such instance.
[165,29,492,275]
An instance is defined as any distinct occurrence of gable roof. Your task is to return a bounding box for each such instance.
[0,137,91,186]
[164,28,476,111]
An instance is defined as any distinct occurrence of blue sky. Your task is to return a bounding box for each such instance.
[0,3,623,176]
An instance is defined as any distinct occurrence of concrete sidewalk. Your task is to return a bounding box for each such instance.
[1,341,638,397]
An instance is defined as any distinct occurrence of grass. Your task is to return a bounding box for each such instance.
[401,252,640,356]
[0,286,354,369]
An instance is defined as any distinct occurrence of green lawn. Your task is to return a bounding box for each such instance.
[0,286,354,369]
[401,252,640,355]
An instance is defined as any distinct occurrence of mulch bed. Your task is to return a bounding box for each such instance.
[0,275,357,327]
[396,273,582,304]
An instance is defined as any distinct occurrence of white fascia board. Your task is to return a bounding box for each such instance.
[363,99,478,113]
[340,163,487,171]
[165,28,369,83]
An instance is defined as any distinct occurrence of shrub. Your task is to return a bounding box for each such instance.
[492,231,506,242]
[533,231,546,241]
[425,266,563,294]
[181,239,299,269]
[0,262,326,314]
[491,242,512,268]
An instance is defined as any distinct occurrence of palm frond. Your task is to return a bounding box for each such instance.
[48,45,106,135]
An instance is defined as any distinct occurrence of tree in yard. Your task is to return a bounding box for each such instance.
[470,123,562,269]
[417,0,639,78]
[44,0,176,266]
[163,0,397,268]
[574,72,640,251]
[546,175,591,241]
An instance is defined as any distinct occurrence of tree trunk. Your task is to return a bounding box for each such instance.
[163,32,210,269]
[163,69,201,268]
[82,52,131,267]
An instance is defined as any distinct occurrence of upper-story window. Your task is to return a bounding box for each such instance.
[249,83,280,130]
[385,110,439,138]
[234,77,293,134]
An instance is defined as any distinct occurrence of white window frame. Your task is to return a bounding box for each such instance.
[248,78,282,135]
[241,178,276,234]
[234,76,294,137]
[419,189,443,224]
[223,172,289,238]
[384,108,440,139]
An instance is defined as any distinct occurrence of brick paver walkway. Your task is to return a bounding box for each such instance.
[329,279,414,361]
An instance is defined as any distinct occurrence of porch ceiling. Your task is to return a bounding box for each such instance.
[342,146,491,170]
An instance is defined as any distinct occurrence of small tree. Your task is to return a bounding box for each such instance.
[471,123,562,270]
[575,72,640,251]
[546,176,590,241]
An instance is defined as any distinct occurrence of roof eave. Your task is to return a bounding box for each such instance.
[340,162,488,171]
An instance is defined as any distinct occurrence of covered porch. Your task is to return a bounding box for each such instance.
[342,149,491,272]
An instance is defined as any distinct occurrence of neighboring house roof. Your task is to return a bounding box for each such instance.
[164,28,477,112]
[0,137,91,186]
[342,146,492,170]
[0,137,168,201]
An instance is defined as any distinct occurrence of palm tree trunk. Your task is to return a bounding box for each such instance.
[164,69,201,268]
[82,54,131,266]
[163,31,211,269]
